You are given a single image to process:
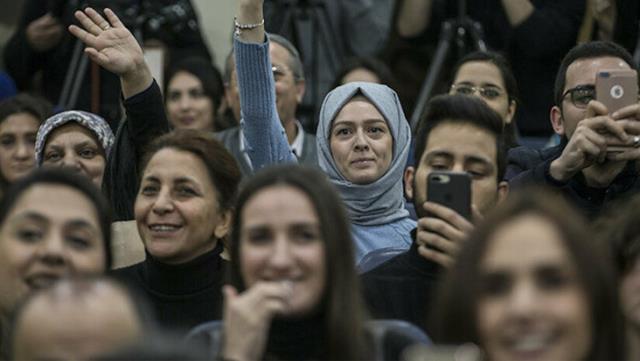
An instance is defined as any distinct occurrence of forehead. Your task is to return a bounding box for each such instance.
[482,215,569,270]
[45,123,100,148]
[565,56,631,89]
[423,121,497,163]
[333,98,386,124]
[144,148,212,184]
[8,184,100,228]
[269,42,293,67]
[454,61,505,88]
[168,71,203,90]
[0,113,40,134]
[241,185,319,227]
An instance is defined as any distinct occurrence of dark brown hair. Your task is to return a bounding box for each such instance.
[139,129,241,212]
[229,165,368,360]
[431,188,625,360]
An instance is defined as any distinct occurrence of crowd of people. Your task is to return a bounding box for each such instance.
[0,0,640,360]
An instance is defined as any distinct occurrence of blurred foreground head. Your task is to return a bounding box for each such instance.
[11,277,145,361]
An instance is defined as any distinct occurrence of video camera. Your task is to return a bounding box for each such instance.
[47,0,196,42]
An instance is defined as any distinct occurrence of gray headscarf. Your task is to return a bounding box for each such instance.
[35,110,114,166]
[316,82,411,225]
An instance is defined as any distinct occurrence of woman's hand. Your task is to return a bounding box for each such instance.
[222,282,291,361]
[236,0,265,43]
[68,7,151,97]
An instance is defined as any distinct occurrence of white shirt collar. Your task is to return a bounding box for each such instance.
[239,119,306,168]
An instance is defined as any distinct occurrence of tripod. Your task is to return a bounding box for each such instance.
[409,0,486,132]
[267,0,342,131]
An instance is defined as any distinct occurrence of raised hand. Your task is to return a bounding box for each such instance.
[68,7,151,97]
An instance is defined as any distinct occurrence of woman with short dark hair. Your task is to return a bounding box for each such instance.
[113,129,241,332]
[0,167,112,359]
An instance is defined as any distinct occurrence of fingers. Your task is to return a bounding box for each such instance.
[104,8,124,28]
[586,100,609,118]
[417,245,454,268]
[416,226,459,255]
[74,9,102,36]
[589,116,628,143]
[613,103,640,121]
[85,7,112,31]
[422,201,474,232]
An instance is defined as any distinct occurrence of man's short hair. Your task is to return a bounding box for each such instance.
[223,33,305,85]
[267,33,305,81]
[415,94,506,181]
[554,41,636,106]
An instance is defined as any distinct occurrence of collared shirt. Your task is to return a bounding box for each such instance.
[239,119,305,170]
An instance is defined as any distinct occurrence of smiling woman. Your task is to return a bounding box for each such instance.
[431,189,625,361]
[112,129,241,332]
[0,167,111,359]
[222,165,369,361]
[164,57,225,132]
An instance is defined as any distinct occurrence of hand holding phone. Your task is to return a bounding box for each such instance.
[597,69,639,152]
[417,171,473,268]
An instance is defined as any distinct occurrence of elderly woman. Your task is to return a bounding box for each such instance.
[234,0,415,263]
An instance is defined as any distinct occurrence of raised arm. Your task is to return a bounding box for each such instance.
[69,8,169,220]
[234,0,296,171]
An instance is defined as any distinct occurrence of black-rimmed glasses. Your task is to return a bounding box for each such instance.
[561,85,596,108]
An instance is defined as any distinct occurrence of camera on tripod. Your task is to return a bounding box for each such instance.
[47,0,196,41]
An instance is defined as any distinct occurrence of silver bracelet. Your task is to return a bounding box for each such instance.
[234,17,265,36]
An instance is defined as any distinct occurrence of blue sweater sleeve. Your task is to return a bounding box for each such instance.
[234,35,297,171]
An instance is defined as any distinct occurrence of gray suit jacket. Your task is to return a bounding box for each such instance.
[215,126,319,178]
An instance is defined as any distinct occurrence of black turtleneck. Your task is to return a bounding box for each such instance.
[263,313,326,361]
[111,242,228,333]
[360,229,442,333]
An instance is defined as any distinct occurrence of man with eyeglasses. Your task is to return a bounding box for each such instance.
[507,41,640,217]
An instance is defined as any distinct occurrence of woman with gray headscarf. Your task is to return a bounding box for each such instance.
[233,0,415,264]
[35,110,115,187]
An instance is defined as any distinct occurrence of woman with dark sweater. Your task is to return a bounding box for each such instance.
[112,129,241,333]
[222,165,370,360]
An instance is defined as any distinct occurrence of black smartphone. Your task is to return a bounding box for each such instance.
[427,171,471,221]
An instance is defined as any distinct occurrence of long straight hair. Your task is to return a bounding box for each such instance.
[228,165,369,360]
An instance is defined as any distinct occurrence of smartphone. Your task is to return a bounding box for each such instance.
[597,69,639,152]
[427,171,471,221]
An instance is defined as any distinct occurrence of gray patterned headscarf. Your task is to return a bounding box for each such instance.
[316,82,411,226]
[35,110,114,166]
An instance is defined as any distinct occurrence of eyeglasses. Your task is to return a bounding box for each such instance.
[561,85,595,108]
[450,84,504,100]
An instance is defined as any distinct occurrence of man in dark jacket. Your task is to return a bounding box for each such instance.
[507,41,640,218]
[361,94,508,332]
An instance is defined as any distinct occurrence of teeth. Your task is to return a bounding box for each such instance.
[27,275,60,290]
[512,334,550,352]
[150,225,180,232]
